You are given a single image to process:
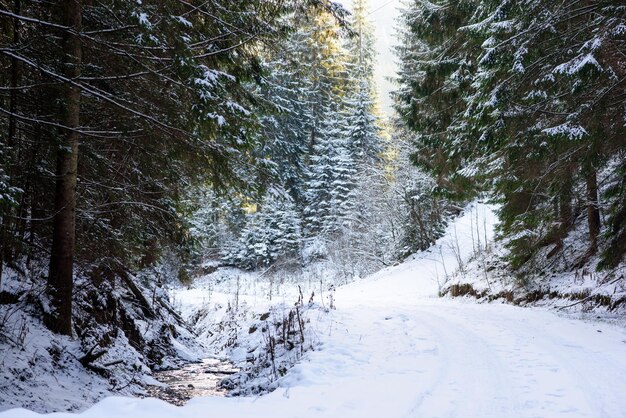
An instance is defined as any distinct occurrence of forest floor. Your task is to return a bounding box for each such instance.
[3,204,626,417]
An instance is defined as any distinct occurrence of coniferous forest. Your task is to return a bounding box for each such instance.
[0,0,625,415]
[395,0,626,271]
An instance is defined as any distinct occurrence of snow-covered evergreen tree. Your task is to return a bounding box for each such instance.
[395,0,626,270]
[394,0,484,199]
[462,0,626,267]
[305,107,357,235]
[226,188,302,270]
[252,16,319,206]
[343,78,382,166]
[343,0,382,166]
[292,8,357,237]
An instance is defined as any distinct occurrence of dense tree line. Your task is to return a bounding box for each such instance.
[0,0,350,335]
[219,1,447,274]
[1,0,447,341]
[395,0,626,272]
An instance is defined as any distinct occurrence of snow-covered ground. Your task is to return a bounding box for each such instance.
[3,203,626,417]
[0,267,206,413]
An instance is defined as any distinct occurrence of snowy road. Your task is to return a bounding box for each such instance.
[307,301,626,418]
[4,204,626,417]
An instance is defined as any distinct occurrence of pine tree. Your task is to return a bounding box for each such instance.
[343,0,382,166]
[305,108,348,234]
[292,8,355,236]
[343,78,382,165]
[252,15,319,206]
[385,123,447,258]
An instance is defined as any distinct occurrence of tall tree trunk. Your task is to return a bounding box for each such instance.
[586,167,601,253]
[7,0,20,149]
[0,0,21,287]
[46,0,82,336]
[558,177,573,238]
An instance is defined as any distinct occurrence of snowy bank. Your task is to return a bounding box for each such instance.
[440,206,626,315]
[0,266,205,413]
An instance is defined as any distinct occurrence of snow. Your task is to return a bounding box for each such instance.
[135,12,150,27]
[205,112,226,126]
[440,170,626,316]
[542,122,588,140]
[225,101,251,116]
[612,23,626,36]
[0,308,113,413]
[3,203,626,417]
[174,16,192,28]
[0,262,207,413]
[553,53,603,76]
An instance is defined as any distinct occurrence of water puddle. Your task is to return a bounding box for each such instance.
[146,358,238,405]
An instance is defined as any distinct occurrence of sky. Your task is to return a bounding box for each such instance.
[339,0,402,116]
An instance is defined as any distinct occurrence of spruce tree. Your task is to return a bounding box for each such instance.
[466,0,626,267]
[227,188,302,270]
[394,0,483,200]
[343,0,382,166]
[395,0,626,271]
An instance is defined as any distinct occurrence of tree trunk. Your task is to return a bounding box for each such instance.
[46,0,82,336]
[586,168,601,253]
[559,181,572,230]
[7,0,20,149]
[0,0,21,289]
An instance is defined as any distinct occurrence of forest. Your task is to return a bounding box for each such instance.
[0,0,625,416]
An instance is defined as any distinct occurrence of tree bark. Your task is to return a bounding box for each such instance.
[0,0,21,290]
[586,168,601,253]
[46,0,82,336]
[7,0,20,150]
[559,180,573,231]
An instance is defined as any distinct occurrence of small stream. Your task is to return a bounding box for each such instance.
[146,358,238,406]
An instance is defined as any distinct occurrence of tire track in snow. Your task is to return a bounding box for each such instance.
[407,303,626,418]
[401,308,513,418]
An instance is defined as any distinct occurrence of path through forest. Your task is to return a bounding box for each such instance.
[4,205,626,418]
